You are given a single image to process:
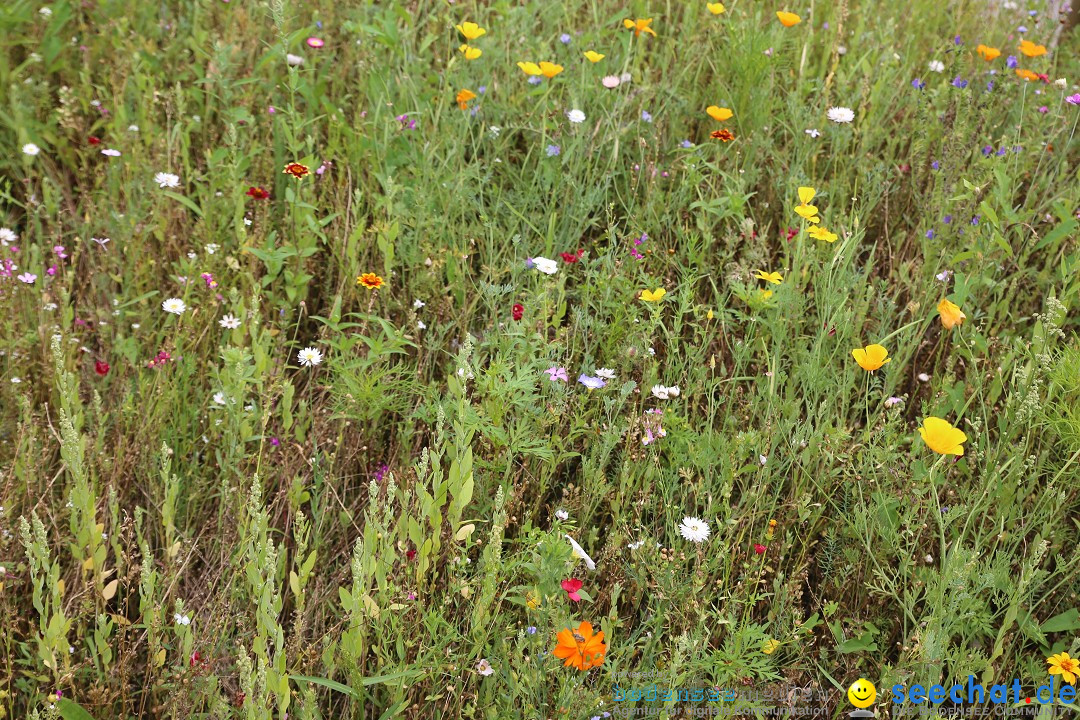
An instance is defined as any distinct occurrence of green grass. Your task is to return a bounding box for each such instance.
[1,0,1079,717]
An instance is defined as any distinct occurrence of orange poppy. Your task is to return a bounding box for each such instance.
[976,44,1001,61]
[1018,39,1047,57]
[623,18,656,37]
[552,621,606,671]
[776,11,801,27]
[1015,69,1040,82]
[456,89,477,110]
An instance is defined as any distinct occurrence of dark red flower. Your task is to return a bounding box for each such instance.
[560,249,583,263]
[405,549,417,562]
[94,360,110,376]
[784,227,798,241]
[512,303,524,321]
[561,578,583,602]
[753,543,767,555]
[87,136,101,145]
[246,186,270,200]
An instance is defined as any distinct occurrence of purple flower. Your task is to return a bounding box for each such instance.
[525,257,535,269]
[578,374,606,390]
[270,437,280,447]
[987,81,994,92]
[546,144,560,157]
[954,35,963,45]
[528,76,542,85]
[926,229,935,239]
[1007,55,1018,69]
[912,78,926,90]
[944,215,953,224]
[997,147,1007,156]
[680,139,693,148]
[641,110,653,122]
[559,33,571,44]
[545,366,569,382]
[527,626,537,634]
[1067,94,1080,106]
[375,463,389,482]
[982,145,993,157]
[931,160,940,170]
[1038,105,1049,113]
[951,76,968,89]
[478,86,487,94]
[1017,25,1027,33]
[970,215,980,226]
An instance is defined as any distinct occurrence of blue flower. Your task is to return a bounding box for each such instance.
[951,76,968,89]
[982,145,993,156]
[944,215,953,224]
[996,147,1007,157]
[971,216,979,226]
[545,144,560,157]
[528,76,543,85]
[526,626,537,635]
[1007,55,1018,68]
[926,229,935,239]
[641,110,653,122]
[578,374,606,390]
[931,160,940,170]
[954,35,963,45]
[1017,25,1027,33]
[912,78,926,90]
[680,139,693,148]
[987,81,994,92]
[560,33,571,44]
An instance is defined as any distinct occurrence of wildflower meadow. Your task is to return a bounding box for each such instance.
[2,0,1080,718]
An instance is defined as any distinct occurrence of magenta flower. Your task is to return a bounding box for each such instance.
[1067,94,1080,106]
[545,366,569,382]
[17,272,36,284]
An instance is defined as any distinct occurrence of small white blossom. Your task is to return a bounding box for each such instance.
[219,314,241,329]
[679,516,711,543]
[928,60,945,73]
[566,109,586,124]
[161,298,186,315]
[826,106,855,123]
[154,172,180,188]
[297,346,324,367]
[532,256,558,274]
[22,143,41,156]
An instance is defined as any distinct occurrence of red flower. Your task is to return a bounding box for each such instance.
[784,227,798,241]
[405,549,417,562]
[753,543,767,555]
[87,136,102,145]
[246,185,270,200]
[560,249,583,263]
[561,578,583,602]
[512,303,524,321]
[94,360,110,376]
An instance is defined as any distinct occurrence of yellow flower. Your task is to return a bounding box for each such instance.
[640,287,667,303]
[623,18,657,37]
[851,344,890,372]
[976,44,1001,61]
[1015,68,1040,82]
[707,2,726,14]
[517,61,542,76]
[918,417,968,456]
[776,11,801,27]
[357,272,384,290]
[458,44,482,60]
[758,288,774,301]
[539,61,564,79]
[794,204,820,223]
[937,298,966,330]
[1018,39,1047,57]
[706,309,714,320]
[797,186,816,205]
[754,270,783,285]
[1047,652,1079,685]
[583,50,605,62]
[526,590,541,609]
[456,89,477,110]
[706,105,733,122]
[761,638,780,655]
[455,21,486,41]
[808,225,838,243]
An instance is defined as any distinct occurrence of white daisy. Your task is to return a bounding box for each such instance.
[679,516,711,543]
[826,106,854,123]
[161,298,186,315]
[566,109,586,123]
[22,143,40,156]
[154,172,180,188]
[476,658,494,676]
[297,346,323,367]
[0,228,17,245]
[595,368,616,380]
[219,314,241,329]
[532,256,558,275]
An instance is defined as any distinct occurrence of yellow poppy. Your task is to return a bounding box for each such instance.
[1018,39,1047,57]
[623,18,657,37]
[1047,652,1079,685]
[707,2,726,14]
[976,44,1001,61]
[797,186,816,205]
[754,270,783,285]
[918,417,967,456]
[851,344,890,372]
[761,638,780,654]
[456,89,477,110]
[640,288,667,302]
[808,225,838,242]
[517,61,541,76]
[1015,68,1040,81]
[776,11,801,27]
[937,299,966,330]
[455,22,486,41]
[539,61,564,78]
[706,105,733,122]
[458,44,482,60]
[583,50,605,62]
[794,204,820,223]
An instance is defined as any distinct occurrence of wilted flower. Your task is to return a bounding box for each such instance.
[937,298,966,329]
[623,18,656,37]
[564,534,596,570]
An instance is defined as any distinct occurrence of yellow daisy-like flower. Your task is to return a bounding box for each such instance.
[640,287,667,303]
[808,225,838,242]
[754,270,783,285]
[937,298,966,330]
[1047,652,1079,685]
[458,44,482,60]
[706,105,733,122]
[517,61,542,76]
[623,18,657,37]
[455,21,486,41]
[583,50,605,63]
[758,288,774,301]
[707,2,726,14]
[356,272,384,290]
[918,417,968,456]
[539,61,564,79]
[776,11,801,27]
[851,344,890,372]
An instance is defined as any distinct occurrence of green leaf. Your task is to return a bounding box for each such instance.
[1041,609,1080,634]
[57,699,96,720]
[161,191,204,218]
[290,674,358,697]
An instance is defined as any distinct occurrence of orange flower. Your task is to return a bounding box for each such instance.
[776,11,801,27]
[357,272,384,290]
[711,129,734,141]
[623,18,656,37]
[539,61,564,79]
[1015,68,1040,82]
[937,298,965,329]
[1018,39,1047,57]
[456,89,477,110]
[976,44,1001,61]
[706,105,733,122]
[282,162,310,179]
[552,621,606,671]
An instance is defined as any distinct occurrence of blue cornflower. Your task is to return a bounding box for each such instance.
[545,144,560,157]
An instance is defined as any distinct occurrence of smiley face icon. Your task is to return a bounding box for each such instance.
[847,678,877,708]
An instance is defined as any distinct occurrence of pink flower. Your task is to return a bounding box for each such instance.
[561,578,583,602]
[53,245,67,259]
[1066,94,1080,106]
[17,272,36,284]
[753,543,767,555]
[545,366,569,382]
[306,37,324,48]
